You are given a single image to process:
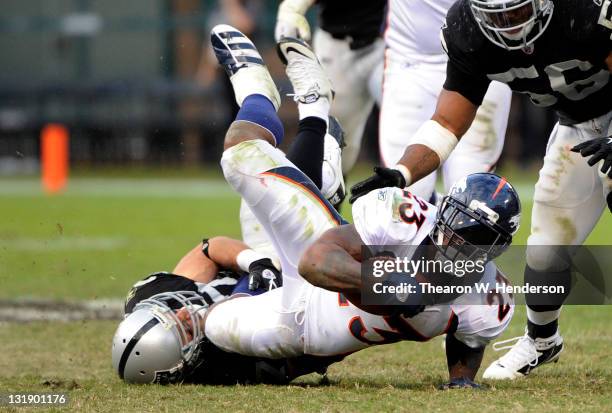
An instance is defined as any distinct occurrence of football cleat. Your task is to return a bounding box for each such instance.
[321,116,346,209]
[211,24,280,110]
[276,37,334,104]
[482,331,564,380]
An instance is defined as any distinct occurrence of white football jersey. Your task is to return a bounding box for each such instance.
[303,187,513,356]
[385,0,456,64]
[352,186,437,248]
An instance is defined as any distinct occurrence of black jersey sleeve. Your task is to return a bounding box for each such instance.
[441,0,492,106]
[124,272,198,314]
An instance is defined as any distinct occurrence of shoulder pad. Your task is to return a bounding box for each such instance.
[558,0,612,40]
[443,0,486,54]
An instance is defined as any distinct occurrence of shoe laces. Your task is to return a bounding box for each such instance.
[286,55,323,102]
[492,334,540,368]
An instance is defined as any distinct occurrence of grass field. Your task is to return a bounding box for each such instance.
[1,169,611,412]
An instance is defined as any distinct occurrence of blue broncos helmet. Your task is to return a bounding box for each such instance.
[432,173,521,261]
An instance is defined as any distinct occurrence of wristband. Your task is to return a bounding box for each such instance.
[201,238,210,259]
[394,164,413,187]
[236,249,267,272]
[410,120,459,166]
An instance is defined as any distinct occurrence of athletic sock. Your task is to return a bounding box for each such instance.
[236,94,284,145]
[297,98,330,124]
[286,116,327,189]
[524,263,566,339]
[527,314,559,339]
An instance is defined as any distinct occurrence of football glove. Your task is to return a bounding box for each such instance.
[349,166,406,204]
[438,377,483,390]
[571,137,612,178]
[275,0,313,42]
[248,258,283,291]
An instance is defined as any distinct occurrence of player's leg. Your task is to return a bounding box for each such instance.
[312,29,383,173]
[378,53,439,199]
[442,81,511,191]
[213,25,342,280]
[278,37,346,208]
[484,116,611,379]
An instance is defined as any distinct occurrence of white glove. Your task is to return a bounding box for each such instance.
[275,0,315,42]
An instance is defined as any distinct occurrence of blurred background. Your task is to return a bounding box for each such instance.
[0,0,556,175]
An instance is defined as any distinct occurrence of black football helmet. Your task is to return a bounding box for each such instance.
[469,0,554,51]
[431,173,521,262]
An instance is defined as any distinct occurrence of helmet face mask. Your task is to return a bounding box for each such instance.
[433,196,512,263]
[430,173,521,265]
[112,291,208,384]
[469,0,554,50]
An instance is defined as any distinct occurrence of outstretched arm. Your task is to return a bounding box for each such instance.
[298,224,364,294]
[173,237,249,283]
[349,89,477,202]
[443,333,485,385]
[396,90,478,184]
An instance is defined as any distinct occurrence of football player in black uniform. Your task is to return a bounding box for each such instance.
[351,0,612,379]
[115,236,339,384]
[112,28,348,384]
[275,0,386,172]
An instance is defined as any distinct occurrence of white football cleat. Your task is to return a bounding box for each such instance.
[276,37,334,104]
[321,116,346,209]
[483,331,564,380]
[211,24,281,110]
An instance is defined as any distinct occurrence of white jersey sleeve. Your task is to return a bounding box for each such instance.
[352,187,437,246]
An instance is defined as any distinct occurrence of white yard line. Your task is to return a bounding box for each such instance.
[0,298,125,322]
[0,178,238,198]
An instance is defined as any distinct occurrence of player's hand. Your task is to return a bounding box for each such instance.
[349,166,407,204]
[438,377,483,390]
[275,2,311,42]
[248,258,283,291]
[571,137,612,178]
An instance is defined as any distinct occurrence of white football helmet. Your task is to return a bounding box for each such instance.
[469,0,554,50]
[111,291,207,384]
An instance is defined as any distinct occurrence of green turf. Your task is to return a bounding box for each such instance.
[1,171,611,412]
[0,307,611,412]
[1,173,611,300]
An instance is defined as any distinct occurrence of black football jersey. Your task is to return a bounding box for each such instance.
[318,0,386,48]
[124,271,239,314]
[442,0,612,125]
[122,271,340,384]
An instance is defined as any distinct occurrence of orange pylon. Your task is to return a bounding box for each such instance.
[41,124,69,194]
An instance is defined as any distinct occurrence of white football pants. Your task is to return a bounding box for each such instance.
[313,29,384,173]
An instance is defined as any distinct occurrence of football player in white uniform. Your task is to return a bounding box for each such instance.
[373,0,512,203]
[274,0,386,173]
[113,26,521,388]
[200,26,519,387]
[351,0,612,379]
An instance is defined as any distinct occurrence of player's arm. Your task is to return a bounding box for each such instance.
[349,90,477,203]
[275,0,316,41]
[298,224,363,294]
[396,90,478,184]
[570,50,612,184]
[174,237,281,289]
[439,334,485,389]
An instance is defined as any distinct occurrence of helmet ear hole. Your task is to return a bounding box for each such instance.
[135,351,140,356]
[139,370,146,375]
